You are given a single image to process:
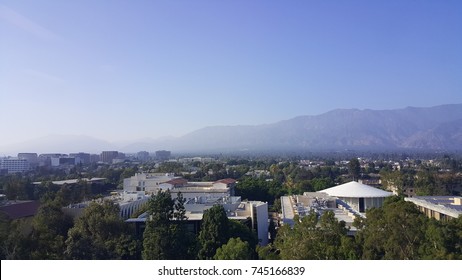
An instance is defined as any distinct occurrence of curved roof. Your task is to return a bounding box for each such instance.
[319,181,393,198]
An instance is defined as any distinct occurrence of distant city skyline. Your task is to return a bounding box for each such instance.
[1,1,461,146]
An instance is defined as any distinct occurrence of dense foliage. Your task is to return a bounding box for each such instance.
[1,154,461,259]
[274,196,462,260]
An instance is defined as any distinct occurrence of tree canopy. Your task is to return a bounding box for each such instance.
[214,237,253,260]
[197,205,230,260]
[65,200,139,259]
[142,190,196,260]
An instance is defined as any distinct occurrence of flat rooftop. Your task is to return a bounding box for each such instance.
[33,178,106,185]
[281,194,359,232]
[405,196,462,218]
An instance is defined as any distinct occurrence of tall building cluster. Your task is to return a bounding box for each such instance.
[0,150,171,174]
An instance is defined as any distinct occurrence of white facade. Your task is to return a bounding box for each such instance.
[118,192,150,219]
[249,201,269,245]
[124,173,236,199]
[123,173,177,193]
[319,181,393,213]
[125,194,269,246]
[63,191,150,220]
[0,158,30,174]
[183,196,268,245]
[168,181,235,199]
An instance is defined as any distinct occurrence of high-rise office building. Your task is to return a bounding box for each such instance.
[100,151,119,163]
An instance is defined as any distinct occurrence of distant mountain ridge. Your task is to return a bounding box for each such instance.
[1,104,462,155]
[167,104,462,152]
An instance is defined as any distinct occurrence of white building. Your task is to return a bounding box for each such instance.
[183,196,268,245]
[280,192,360,234]
[319,181,393,213]
[0,158,30,174]
[124,173,236,198]
[127,194,269,245]
[117,192,150,219]
[123,173,177,193]
[160,178,236,199]
[280,181,394,234]
[63,191,150,220]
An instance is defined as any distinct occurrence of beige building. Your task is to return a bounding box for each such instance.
[123,173,177,193]
[124,173,236,198]
[161,178,236,199]
[405,196,462,221]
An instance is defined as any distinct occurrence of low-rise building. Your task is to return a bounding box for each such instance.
[280,192,360,235]
[127,195,269,245]
[280,181,394,235]
[123,173,237,198]
[123,173,178,193]
[33,177,106,186]
[405,196,462,221]
[160,178,236,199]
[63,191,149,220]
[0,195,40,234]
[319,181,393,213]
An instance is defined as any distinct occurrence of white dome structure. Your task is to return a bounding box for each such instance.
[319,181,393,213]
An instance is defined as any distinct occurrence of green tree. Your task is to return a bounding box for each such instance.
[348,158,361,181]
[275,210,349,260]
[142,190,174,260]
[0,212,30,259]
[198,205,230,259]
[415,169,445,196]
[142,191,196,260]
[419,218,450,259]
[4,175,29,200]
[228,219,258,255]
[65,200,139,259]
[256,244,280,260]
[339,236,360,260]
[214,237,253,260]
[171,192,197,259]
[445,216,462,258]
[355,196,427,259]
[236,177,285,202]
[29,199,73,259]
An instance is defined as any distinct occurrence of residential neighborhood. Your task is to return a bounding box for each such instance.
[1,149,461,260]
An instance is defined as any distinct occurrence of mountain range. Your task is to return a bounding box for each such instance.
[2,104,462,155]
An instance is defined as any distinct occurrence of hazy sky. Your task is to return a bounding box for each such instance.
[1,0,461,145]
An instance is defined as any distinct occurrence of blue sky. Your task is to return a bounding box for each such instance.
[1,0,461,145]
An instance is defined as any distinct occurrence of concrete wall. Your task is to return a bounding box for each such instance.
[252,202,269,246]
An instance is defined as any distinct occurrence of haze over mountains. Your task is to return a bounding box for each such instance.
[2,104,462,155]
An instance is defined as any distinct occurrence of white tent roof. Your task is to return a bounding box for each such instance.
[319,181,393,198]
